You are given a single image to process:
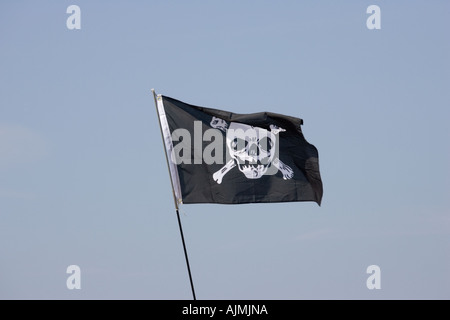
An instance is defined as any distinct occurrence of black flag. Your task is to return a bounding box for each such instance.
[155,95,323,206]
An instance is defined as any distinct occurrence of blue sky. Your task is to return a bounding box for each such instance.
[0,1,449,299]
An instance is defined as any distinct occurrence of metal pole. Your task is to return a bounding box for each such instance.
[151,89,197,300]
[175,209,196,300]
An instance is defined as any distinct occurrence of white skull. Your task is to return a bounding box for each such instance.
[226,122,276,179]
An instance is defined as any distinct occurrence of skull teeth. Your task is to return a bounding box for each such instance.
[241,164,265,171]
[242,160,266,166]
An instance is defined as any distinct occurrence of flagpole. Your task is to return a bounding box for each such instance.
[151,89,197,300]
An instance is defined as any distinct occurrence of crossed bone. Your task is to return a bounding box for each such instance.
[212,158,294,184]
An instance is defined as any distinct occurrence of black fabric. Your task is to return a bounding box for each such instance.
[161,95,323,205]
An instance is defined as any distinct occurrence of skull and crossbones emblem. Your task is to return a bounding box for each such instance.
[210,117,294,184]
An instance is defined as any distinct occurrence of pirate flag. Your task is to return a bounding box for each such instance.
[155,94,323,206]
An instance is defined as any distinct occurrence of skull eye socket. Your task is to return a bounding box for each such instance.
[258,137,273,152]
[231,137,248,151]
